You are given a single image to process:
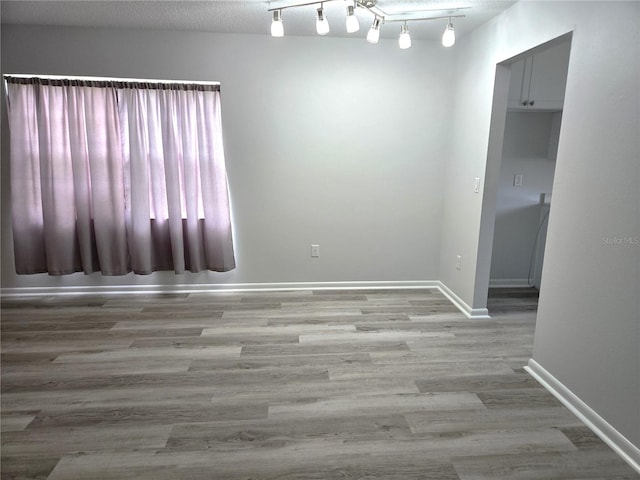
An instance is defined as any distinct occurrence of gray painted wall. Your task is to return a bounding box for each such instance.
[1,26,453,289]
[440,1,639,448]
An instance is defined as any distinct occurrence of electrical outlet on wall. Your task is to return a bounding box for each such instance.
[456,255,462,270]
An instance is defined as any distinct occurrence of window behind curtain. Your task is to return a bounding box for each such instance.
[4,76,236,275]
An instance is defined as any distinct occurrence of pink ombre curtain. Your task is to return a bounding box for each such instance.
[5,77,235,275]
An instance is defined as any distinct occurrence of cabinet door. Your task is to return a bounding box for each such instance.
[508,58,526,106]
[508,57,534,110]
[528,41,571,109]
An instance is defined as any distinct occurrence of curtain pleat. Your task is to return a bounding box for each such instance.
[67,86,98,272]
[37,83,82,274]
[198,89,236,270]
[6,77,235,275]
[160,89,188,273]
[122,88,155,273]
[83,86,130,274]
[7,83,47,273]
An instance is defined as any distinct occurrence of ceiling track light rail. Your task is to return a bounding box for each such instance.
[268,0,466,48]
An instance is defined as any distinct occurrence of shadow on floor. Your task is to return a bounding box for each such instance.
[488,287,540,314]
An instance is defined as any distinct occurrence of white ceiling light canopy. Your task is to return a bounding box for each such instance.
[267,0,467,48]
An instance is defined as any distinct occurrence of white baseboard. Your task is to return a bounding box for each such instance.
[2,279,481,324]
[526,359,640,474]
[437,282,491,319]
[489,278,533,288]
[0,280,440,297]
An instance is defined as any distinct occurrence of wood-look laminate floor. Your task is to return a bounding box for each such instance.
[1,288,637,479]
[487,287,540,315]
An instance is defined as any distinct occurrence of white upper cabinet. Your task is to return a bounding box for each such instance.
[508,40,571,111]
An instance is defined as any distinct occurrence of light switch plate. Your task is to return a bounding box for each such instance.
[514,174,523,187]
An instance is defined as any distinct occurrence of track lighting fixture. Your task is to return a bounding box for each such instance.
[267,1,466,49]
[367,17,381,44]
[398,22,411,49]
[442,18,455,47]
[271,10,284,37]
[316,5,330,35]
[345,4,360,33]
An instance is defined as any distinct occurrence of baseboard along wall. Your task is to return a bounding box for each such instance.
[0,280,441,297]
[526,359,640,474]
[437,282,491,320]
[489,278,533,288]
[0,280,493,319]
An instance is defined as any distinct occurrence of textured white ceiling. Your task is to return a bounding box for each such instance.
[0,0,516,41]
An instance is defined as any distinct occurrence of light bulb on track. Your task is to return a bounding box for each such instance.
[271,10,284,37]
[367,17,381,44]
[398,22,411,49]
[442,19,455,47]
[316,6,330,35]
[346,4,359,33]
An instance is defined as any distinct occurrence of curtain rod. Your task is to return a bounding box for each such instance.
[3,74,220,87]
[3,75,221,92]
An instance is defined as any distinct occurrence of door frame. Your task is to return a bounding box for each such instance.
[473,33,573,312]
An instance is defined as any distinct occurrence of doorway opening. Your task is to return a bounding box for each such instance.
[480,34,573,315]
